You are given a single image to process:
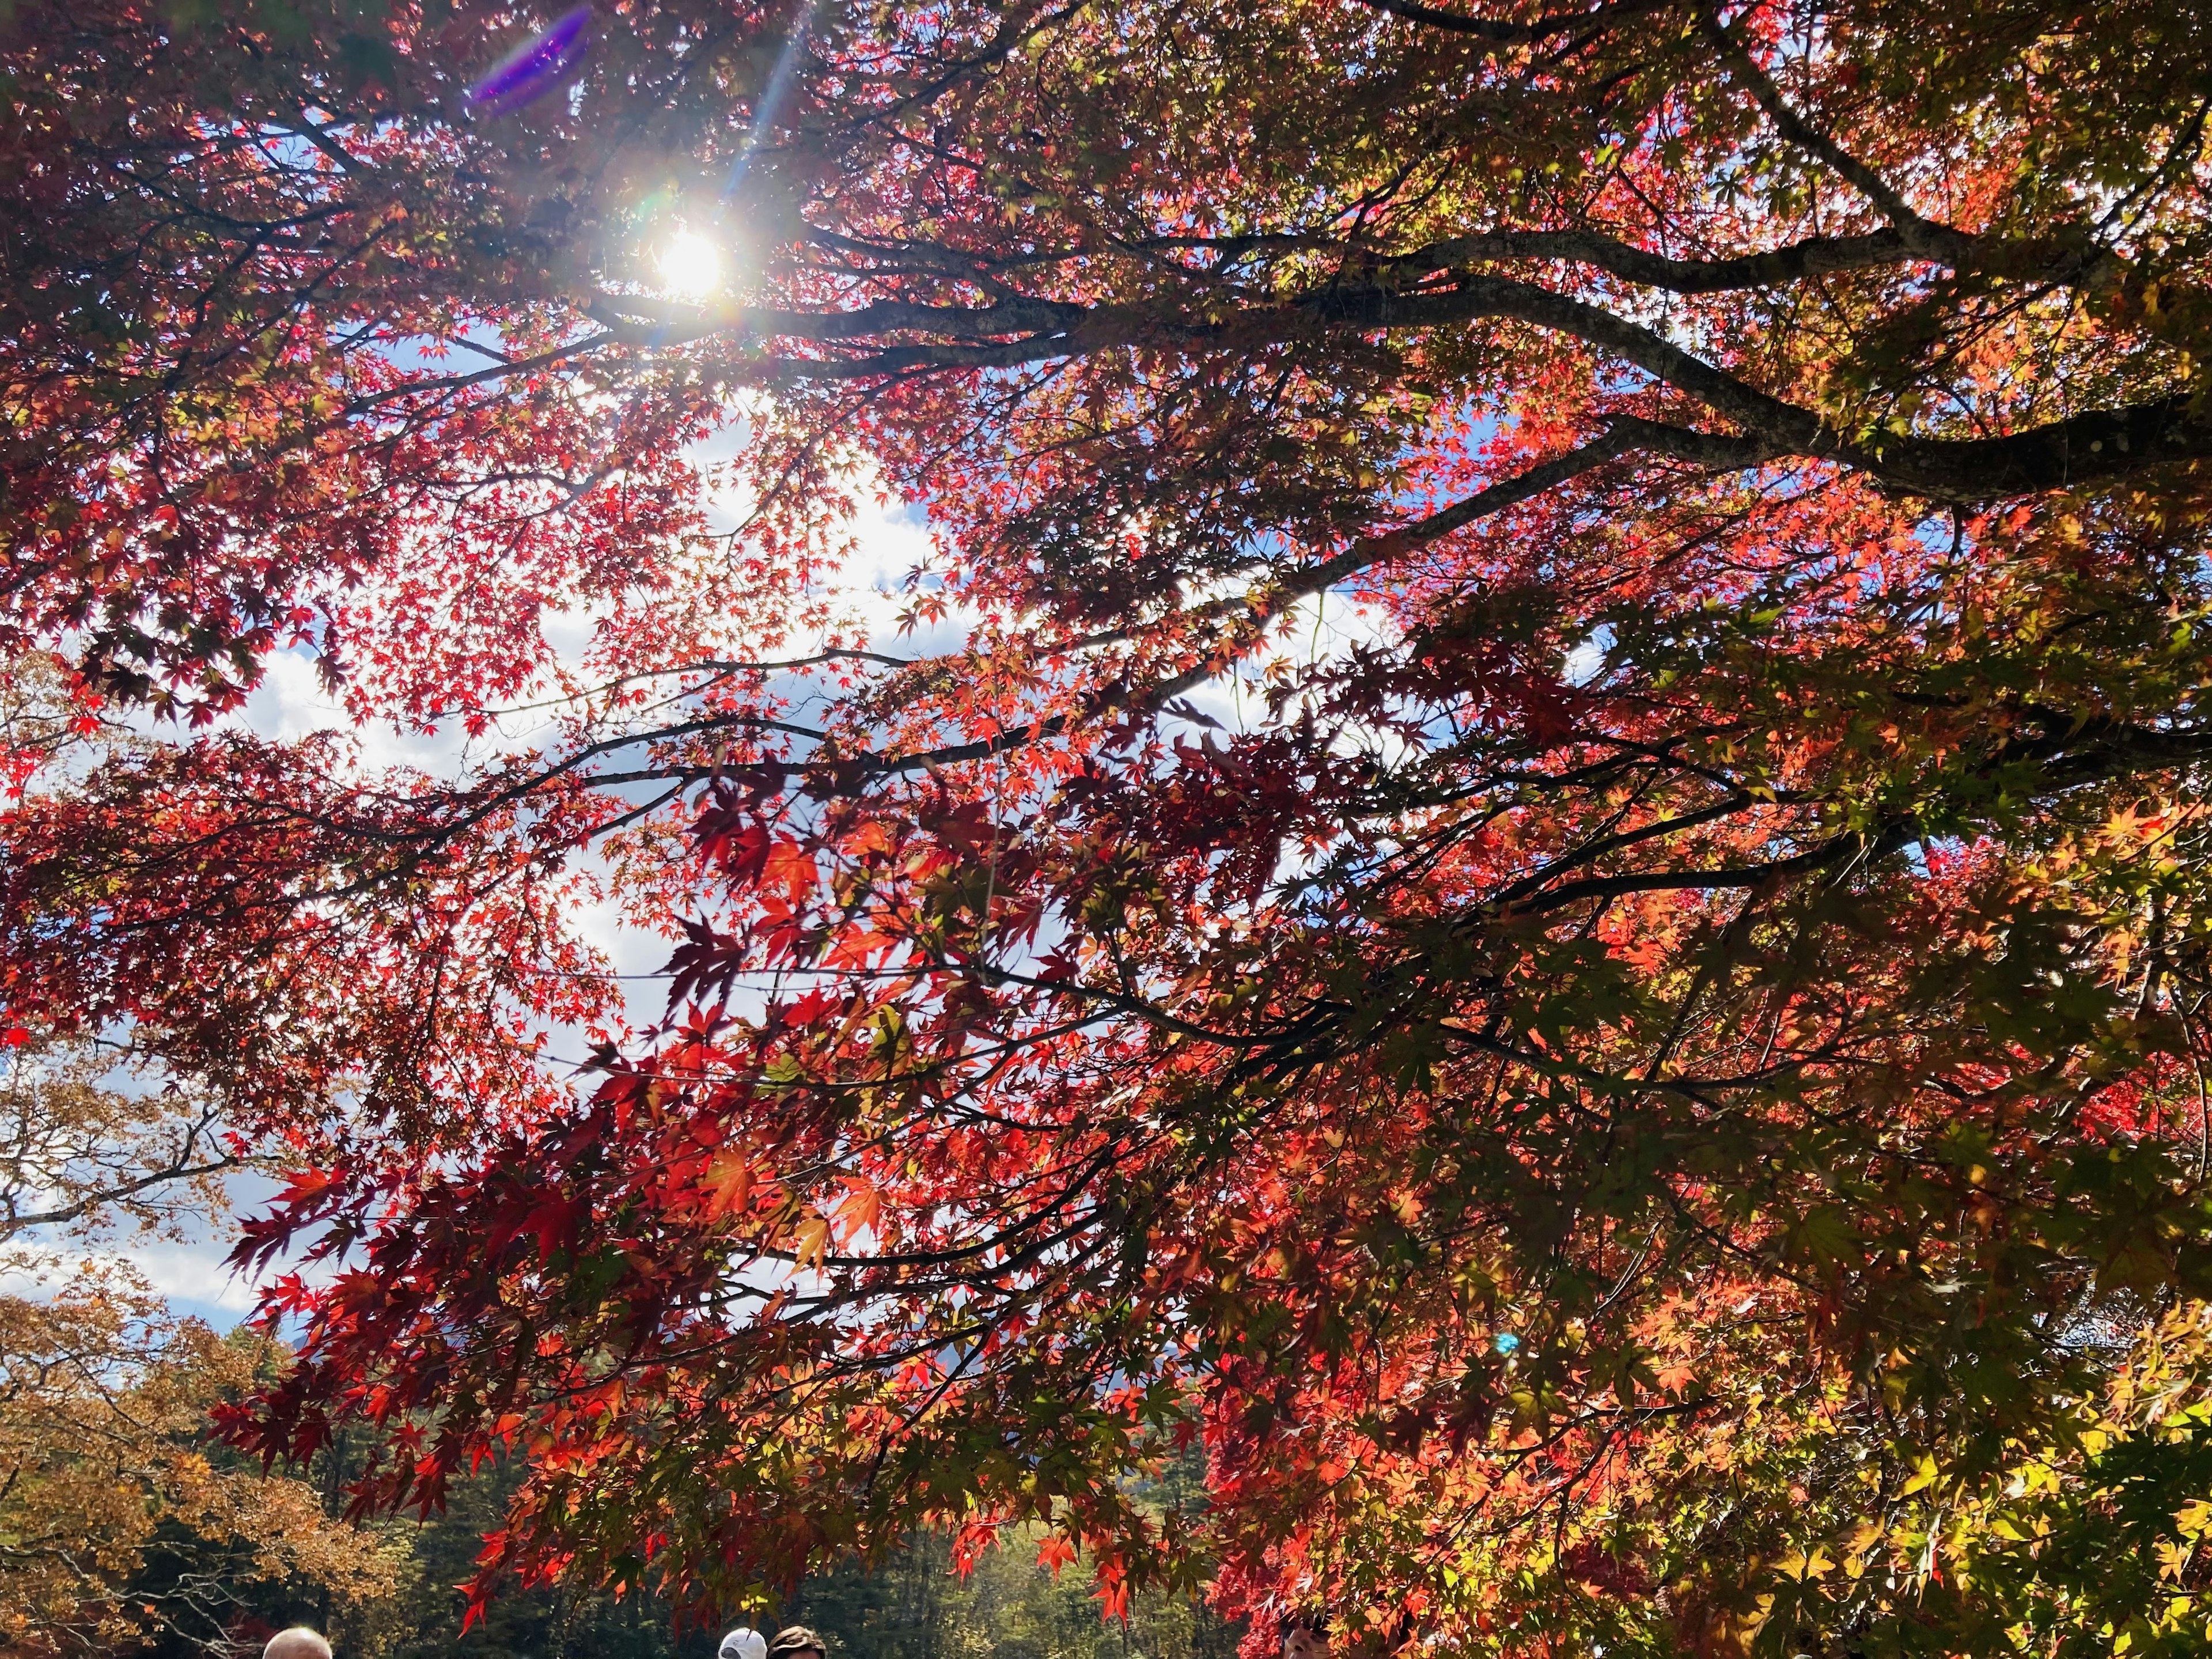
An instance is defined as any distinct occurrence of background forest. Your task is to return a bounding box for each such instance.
[203,1446,1241,1659]
[0,1050,1238,1659]
[11,1315,1240,1659]
[270,1460,1238,1659]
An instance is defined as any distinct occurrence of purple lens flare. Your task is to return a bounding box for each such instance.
[465,6,594,116]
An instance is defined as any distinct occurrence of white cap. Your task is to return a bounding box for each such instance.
[721,1630,768,1659]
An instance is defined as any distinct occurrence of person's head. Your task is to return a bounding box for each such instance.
[719,1630,768,1659]
[1281,1622,1326,1659]
[264,1630,332,1659]
[767,1627,825,1659]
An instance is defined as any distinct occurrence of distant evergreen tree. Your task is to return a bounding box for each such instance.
[146,1433,1241,1659]
[787,1523,1243,1659]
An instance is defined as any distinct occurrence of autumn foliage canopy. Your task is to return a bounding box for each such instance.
[6,0,2212,1652]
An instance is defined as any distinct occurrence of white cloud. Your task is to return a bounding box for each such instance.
[7,1171,293,1326]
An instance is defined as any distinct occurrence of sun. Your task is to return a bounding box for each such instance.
[658,229,722,300]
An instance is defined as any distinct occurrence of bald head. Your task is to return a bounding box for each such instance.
[264,1630,332,1659]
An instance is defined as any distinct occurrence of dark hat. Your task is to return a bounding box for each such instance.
[768,1630,825,1659]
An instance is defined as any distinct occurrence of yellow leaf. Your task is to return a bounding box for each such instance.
[1776,1547,1833,1581]
[1902,1452,1940,1497]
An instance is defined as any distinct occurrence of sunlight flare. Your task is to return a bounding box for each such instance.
[658,229,722,300]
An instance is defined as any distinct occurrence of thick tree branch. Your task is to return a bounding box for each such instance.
[0,1154,240,1243]
[1274,416,1774,599]
[1402,224,1941,291]
[1349,0,1680,43]
[631,270,2203,499]
[1857,394,2212,498]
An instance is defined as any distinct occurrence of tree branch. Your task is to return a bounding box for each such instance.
[1349,0,1680,44]
[1698,10,1975,266]
[1403,224,1942,290]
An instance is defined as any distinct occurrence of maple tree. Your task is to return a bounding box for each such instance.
[6,0,2212,1652]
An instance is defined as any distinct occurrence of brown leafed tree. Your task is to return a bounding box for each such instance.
[0,1037,395,1658]
[0,1270,401,1659]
